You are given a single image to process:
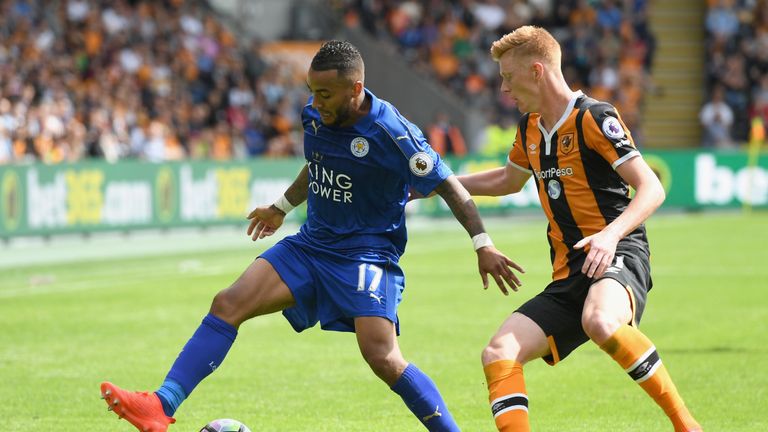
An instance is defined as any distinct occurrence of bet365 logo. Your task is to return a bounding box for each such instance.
[695,154,767,205]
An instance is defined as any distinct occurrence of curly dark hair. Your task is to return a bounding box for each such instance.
[310,40,364,79]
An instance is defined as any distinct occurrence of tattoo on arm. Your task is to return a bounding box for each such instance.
[434,176,486,237]
[284,165,309,206]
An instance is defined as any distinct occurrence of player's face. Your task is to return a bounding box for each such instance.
[498,51,540,113]
[307,68,358,127]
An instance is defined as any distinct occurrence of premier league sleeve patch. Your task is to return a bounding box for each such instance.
[592,109,638,168]
[408,152,434,177]
[601,116,626,140]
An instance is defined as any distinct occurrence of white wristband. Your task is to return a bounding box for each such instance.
[273,195,295,214]
[472,233,494,251]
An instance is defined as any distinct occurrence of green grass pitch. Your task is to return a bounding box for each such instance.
[1,212,766,431]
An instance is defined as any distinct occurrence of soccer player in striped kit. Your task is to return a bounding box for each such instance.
[457,26,702,431]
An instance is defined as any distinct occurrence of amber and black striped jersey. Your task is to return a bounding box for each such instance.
[507,91,649,281]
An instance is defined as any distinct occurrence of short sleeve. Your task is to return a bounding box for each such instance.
[507,125,531,172]
[583,104,640,170]
[386,120,453,196]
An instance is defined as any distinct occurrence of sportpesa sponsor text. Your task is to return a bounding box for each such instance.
[533,166,574,180]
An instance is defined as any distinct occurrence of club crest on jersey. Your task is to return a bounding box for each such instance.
[547,179,562,199]
[350,137,369,157]
[601,117,625,140]
[409,152,434,177]
[560,133,574,154]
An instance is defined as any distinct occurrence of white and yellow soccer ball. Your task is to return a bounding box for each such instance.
[200,418,252,432]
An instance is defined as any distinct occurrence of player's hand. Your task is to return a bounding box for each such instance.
[476,246,525,296]
[574,229,620,278]
[246,205,285,241]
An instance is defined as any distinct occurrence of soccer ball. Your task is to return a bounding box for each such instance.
[200,418,252,432]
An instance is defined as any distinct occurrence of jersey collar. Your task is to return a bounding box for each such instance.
[353,88,379,132]
[538,90,583,156]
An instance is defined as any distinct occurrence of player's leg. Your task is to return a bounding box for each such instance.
[481,312,550,432]
[101,257,295,431]
[156,258,295,413]
[209,257,296,325]
[583,278,701,432]
[355,316,460,432]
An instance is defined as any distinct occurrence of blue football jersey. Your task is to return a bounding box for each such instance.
[298,88,452,260]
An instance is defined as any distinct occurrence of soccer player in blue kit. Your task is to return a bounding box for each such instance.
[100,41,523,432]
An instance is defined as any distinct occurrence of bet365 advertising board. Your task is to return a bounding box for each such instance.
[0,159,305,237]
[0,150,765,237]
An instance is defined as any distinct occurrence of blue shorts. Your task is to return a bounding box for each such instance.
[260,234,405,334]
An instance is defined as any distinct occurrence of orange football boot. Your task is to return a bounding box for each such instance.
[100,381,176,432]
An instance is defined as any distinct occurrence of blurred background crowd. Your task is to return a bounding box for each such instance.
[0,0,763,164]
[703,0,768,147]
[0,0,309,164]
[339,0,655,154]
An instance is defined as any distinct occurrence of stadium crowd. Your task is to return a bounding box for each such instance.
[0,0,659,164]
[340,0,656,150]
[0,0,307,164]
[703,0,768,147]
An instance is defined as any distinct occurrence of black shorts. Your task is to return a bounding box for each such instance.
[516,243,652,365]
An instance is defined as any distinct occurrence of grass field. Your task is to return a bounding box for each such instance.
[1,212,766,431]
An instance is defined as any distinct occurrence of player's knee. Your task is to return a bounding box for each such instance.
[364,353,395,374]
[582,308,625,344]
[482,338,523,365]
[362,350,406,384]
[210,289,243,327]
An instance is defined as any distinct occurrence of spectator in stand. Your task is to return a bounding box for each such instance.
[706,0,741,44]
[596,0,623,32]
[719,53,750,140]
[751,74,768,126]
[0,99,12,162]
[700,84,735,148]
[427,111,468,157]
[589,58,620,101]
[569,0,597,29]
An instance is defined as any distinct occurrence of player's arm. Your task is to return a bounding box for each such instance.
[457,120,531,197]
[575,156,664,277]
[607,156,665,238]
[274,164,310,213]
[247,165,309,241]
[434,175,525,295]
[457,163,531,196]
